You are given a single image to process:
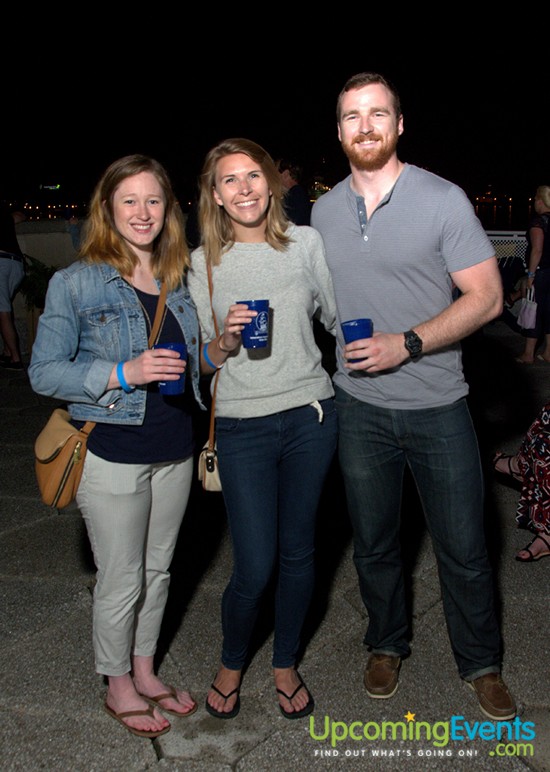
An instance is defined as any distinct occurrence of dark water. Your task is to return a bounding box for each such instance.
[474,201,532,232]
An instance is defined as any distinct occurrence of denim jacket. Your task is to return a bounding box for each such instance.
[28,260,205,423]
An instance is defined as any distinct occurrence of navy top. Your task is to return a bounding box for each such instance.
[84,287,195,463]
[527,213,550,270]
[283,185,311,226]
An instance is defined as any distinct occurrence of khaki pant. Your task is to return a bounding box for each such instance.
[77,450,193,676]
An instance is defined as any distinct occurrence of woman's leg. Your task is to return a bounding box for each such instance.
[274,400,337,712]
[516,335,537,363]
[539,273,550,359]
[76,451,169,734]
[207,415,280,714]
[133,456,193,658]
[518,271,550,362]
[132,456,196,715]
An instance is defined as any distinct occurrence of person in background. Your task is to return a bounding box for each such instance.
[188,138,337,720]
[29,155,205,738]
[493,401,550,561]
[0,201,26,370]
[515,185,550,364]
[67,214,84,251]
[311,72,516,721]
[277,158,311,225]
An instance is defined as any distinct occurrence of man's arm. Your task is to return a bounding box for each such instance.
[415,256,503,351]
[343,256,503,371]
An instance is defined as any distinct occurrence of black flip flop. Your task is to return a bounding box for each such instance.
[276,671,315,719]
[492,452,523,483]
[516,534,550,562]
[205,682,241,719]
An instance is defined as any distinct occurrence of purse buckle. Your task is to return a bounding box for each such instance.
[205,450,217,473]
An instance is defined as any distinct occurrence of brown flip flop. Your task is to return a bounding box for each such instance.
[103,702,170,738]
[142,685,198,717]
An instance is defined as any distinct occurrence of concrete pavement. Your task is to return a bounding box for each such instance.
[1,318,549,771]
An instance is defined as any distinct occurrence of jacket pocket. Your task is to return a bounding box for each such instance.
[86,309,122,355]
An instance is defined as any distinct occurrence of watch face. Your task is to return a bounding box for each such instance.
[405,331,422,358]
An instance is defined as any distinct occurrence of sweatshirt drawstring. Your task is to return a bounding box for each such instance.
[310,400,324,423]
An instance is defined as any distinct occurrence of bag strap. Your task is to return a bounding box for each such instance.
[206,262,220,338]
[148,281,168,346]
[208,372,220,452]
[206,262,220,453]
[72,282,168,439]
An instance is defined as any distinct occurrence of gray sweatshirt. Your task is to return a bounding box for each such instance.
[188,225,336,418]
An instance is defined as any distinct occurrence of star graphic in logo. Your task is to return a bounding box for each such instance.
[404,711,416,722]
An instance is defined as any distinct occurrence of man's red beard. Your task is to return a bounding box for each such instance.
[342,130,399,171]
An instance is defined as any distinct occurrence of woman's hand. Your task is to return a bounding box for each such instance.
[218,303,257,352]
[519,276,534,296]
[111,348,186,390]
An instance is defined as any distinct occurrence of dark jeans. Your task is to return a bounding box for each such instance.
[216,399,338,669]
[335,386,501,680]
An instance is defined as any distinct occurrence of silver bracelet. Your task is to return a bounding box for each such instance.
[217,336,231,354]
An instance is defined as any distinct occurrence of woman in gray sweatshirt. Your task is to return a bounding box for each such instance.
[188,138,338,721]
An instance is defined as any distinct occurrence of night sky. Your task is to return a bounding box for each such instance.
[4,60,546,217]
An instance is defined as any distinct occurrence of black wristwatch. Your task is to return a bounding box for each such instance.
[403,330,423,360]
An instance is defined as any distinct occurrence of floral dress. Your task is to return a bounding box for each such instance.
[516,402,550,534]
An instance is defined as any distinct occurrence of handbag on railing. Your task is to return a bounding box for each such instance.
[197,261,223,493]
[34,283,168,509]
[517,286,537,330]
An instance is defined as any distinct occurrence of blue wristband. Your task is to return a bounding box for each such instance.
[117,361,135,393]
[203,342,224,370]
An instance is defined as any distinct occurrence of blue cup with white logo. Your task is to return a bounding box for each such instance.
[237,299,270,348]
[152,342,187,394]
[341,318,373,362]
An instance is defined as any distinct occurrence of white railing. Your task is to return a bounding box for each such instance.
[486,230,527,267]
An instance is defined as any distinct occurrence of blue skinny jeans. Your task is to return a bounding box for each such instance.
[335,386,502,681]
[216,399,338,670]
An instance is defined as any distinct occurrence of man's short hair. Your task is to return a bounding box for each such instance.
[336,72,402,122]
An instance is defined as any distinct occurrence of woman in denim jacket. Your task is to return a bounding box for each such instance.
[29,155,205,739]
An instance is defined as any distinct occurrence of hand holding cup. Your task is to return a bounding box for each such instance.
[341,318,373,363]
[235,299,270,349]
[152,342,188,394]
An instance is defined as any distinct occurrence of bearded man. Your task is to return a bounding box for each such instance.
[311,72,516,722]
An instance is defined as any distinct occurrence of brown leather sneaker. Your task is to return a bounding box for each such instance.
[364,654,401,699]
[468,674,516,720]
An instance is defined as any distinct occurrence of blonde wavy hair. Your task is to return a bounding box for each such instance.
[198,138,290,266]
[536,185,550,210]
[78,154,189,291]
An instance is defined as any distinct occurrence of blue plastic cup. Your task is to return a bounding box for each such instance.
[341,318,373,362]
[153,342,187,394]
[237,299,270,348]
